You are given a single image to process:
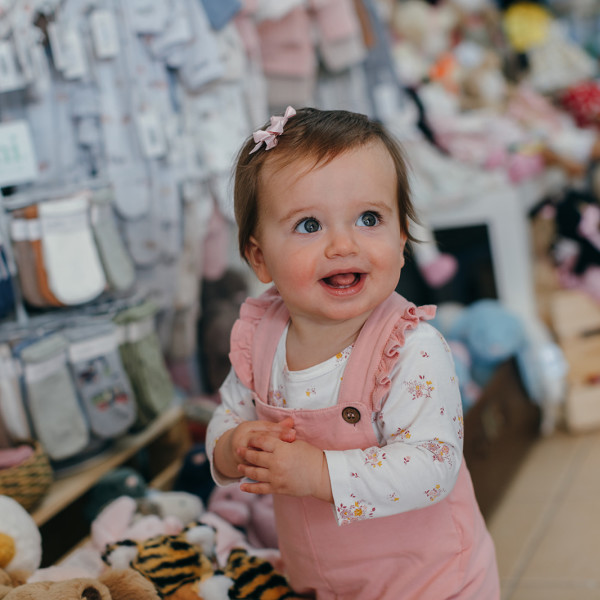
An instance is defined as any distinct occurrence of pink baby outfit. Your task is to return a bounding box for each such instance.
[229,288,499,599]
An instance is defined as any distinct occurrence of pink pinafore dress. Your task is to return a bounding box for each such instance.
[229,289,500,599]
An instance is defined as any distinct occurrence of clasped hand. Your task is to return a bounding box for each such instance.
[218,417,332,503]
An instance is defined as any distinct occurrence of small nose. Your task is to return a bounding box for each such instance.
[324,227,358,258]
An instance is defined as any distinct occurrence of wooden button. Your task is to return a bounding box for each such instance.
[342,406,361,424]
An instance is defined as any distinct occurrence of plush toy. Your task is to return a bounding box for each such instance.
[0,496,42,577]
[198,270,249,394]
[180,548,303,600]
[447,340,482,411]
[101,522,217,599]
[0,568,161,600]
[216,548,303,600]
[445,299,527,387]
[553,188,600,302]
[173,444,216,506]
[91,495,185,554]
[84,467,148,523]
[207,487,278,550]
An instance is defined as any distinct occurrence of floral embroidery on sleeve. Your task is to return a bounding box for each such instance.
[337,495,376,524]
[223,409,243,426]
[453,411,464,440]
[425,485,445,502]
[403,375,435,400]
[437,332,451,352]
[391,427,411,441]
[420,438,454,467]
[364,447,387,468]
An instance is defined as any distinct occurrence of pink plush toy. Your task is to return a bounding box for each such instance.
[207,486,278,550]
[91,496,184,553]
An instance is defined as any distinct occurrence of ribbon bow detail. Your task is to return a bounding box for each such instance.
[249,106,296,154]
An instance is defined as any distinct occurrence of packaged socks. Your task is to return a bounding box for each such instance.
[114,302,174,428]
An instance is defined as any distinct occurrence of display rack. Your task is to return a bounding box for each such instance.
[34,404,191,565]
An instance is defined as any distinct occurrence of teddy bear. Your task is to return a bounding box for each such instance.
[0,568,161,600]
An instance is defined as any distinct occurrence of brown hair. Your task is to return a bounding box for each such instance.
[233,107,417,261]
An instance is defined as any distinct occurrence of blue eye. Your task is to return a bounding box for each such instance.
[295,218,321,234]
[356,211,380,227]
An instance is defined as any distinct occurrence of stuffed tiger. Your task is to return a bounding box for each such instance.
[217,548,307,600]
[101,522,216,598]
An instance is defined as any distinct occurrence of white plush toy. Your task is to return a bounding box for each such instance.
[0,495,42,574]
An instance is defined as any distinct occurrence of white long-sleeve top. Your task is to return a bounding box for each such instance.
[206,322,464,526]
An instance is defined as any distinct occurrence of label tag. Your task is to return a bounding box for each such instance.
[0,120,38,186]
[24,352,66,384]
[127,0,168,33]
[69,332,118,363]
[90,9,120,59]
[0,40,25,92]
[136,109,167,159]
[61,26,88,79]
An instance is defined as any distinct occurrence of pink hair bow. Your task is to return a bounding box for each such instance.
[249,106,296,154]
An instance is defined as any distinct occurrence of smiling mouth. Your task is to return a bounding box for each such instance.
[322,273,362,289]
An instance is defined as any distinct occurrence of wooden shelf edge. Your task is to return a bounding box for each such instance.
[32,404,184,527]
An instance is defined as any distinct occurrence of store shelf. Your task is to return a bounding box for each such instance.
[32,404,185,527]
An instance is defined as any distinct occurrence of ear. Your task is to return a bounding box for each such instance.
[245,236,273,284]
[399,233,407,269]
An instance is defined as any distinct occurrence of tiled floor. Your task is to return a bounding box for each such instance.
[488,427,600,599]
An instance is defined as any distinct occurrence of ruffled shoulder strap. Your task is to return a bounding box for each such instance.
[228,286,289,398]
[339,292,436,412]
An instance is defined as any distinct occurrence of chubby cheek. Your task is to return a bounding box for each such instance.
[278,249,319,286]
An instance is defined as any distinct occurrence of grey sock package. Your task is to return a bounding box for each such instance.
[64,320,136,439]
[19,333,90,461]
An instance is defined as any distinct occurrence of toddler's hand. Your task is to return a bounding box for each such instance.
[214,417,295,479]
[237,435,333,503]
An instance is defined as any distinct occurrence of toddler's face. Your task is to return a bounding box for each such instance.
[246,140,406,330]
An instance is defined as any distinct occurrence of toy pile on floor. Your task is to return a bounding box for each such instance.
[0,454,306,599]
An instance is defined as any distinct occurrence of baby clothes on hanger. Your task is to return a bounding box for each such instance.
[257,5,317,108]
[200,0,242,30]
[90,0,151,220]
[234,0,269,127]
[255,0,306,22]
[311,0,366,73]
[175,0,224,92]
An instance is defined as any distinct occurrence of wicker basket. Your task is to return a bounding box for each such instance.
[0,440,53,512]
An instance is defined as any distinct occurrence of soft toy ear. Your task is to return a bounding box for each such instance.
[99,569,161,600]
